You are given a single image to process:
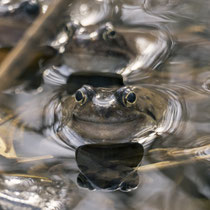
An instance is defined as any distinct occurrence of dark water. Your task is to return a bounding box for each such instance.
[0,0,210,209]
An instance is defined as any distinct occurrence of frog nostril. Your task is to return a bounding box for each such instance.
[92,96,115,118]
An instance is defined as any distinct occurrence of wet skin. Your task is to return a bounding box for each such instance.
[61,84,168,143]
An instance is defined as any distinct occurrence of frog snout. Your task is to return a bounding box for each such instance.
[92,95,116,118]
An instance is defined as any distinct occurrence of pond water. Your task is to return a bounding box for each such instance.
[0,0,210,209]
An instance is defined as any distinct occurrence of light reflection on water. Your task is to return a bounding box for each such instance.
[0,0,210,209]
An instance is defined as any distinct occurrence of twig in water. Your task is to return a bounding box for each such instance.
[136,153,210,172]
[0,0,74,91]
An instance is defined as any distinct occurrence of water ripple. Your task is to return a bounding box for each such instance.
[119,26,173,76]
[69,0,111,26]
[135,85,184,147]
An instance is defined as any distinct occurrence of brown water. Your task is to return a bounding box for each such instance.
[0,0,210,209]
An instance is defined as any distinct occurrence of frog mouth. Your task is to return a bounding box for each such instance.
[72,114,143,125]
[69,114,156,142]
[67,41,134,59]
[63,48,132,72]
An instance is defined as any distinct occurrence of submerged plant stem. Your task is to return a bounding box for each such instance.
[1,173,52,182]
[137,154,210,172]
[17,155,54,163]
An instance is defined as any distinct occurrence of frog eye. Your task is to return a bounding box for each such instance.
[103,29,116,40]
[75,89,87,105]
[107,29,116,39]
[123,92,136,107]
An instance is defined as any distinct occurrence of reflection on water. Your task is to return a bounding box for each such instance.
[0,0,210,209]
[76,143,144,192]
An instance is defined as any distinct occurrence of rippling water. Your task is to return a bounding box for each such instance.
[0,0,210,209]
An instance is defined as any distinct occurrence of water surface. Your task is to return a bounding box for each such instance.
[0,0,210,209]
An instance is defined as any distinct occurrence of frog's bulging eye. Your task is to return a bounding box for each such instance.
[103,29,116,40]
[123,92,136,107]
[75,90,87,105]
[126,92,136,103]
[107,30,116,38]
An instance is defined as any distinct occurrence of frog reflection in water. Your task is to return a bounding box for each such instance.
[63,22,170,74]
[62,22,130,72]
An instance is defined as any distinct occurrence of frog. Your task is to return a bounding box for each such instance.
[61,22,172,76]
[43,72,169,148]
